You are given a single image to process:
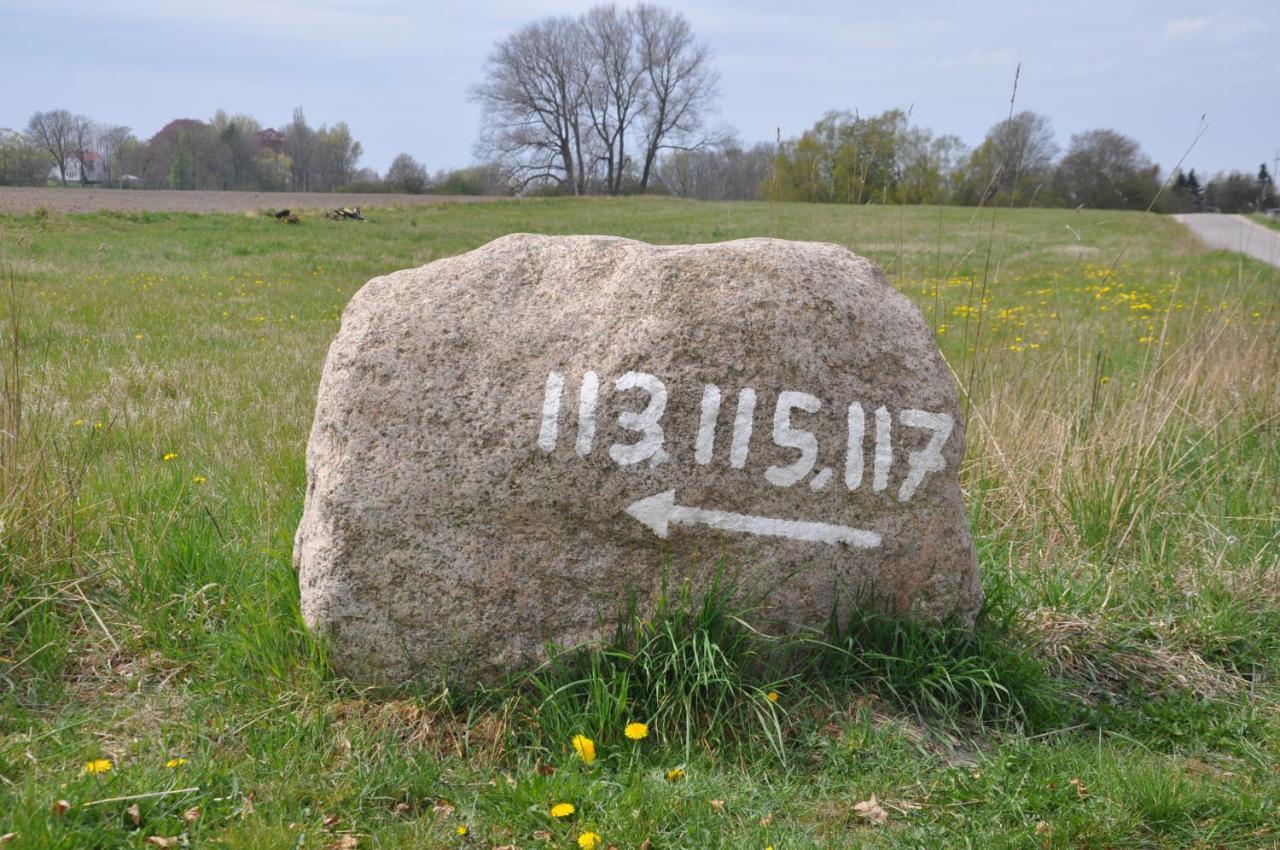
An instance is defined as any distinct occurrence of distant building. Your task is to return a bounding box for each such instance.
[49,151,108,184]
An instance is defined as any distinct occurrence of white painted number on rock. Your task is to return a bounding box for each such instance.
[609,371,669,467]
[535,370,953,503]
[575,371,599,457]
[694,384,721,466]
[765,391,821,487]
[537,371,565,452]
[844,402,865,490]
[729,387,756,470]
[897,409,953,502]
[872,405,893,493]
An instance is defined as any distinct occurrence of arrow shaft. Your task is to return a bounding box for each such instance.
[670,505,881,549]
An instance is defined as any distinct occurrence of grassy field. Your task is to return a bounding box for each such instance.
[1251,213,1280,232]
[1,197,1278,848]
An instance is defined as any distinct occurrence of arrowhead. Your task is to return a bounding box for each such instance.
[625,489,676,539]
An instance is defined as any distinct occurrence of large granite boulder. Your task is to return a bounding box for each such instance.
[294,234,980,686]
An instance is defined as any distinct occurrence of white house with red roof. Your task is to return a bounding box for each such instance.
[49,151,108,184]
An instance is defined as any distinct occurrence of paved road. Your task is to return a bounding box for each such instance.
[1174,213,1280,268]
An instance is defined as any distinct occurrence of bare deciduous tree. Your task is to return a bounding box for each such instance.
[284,107,314,191]
[473,16,591,194]
[582,5,646,194]
[473,4,718,195]
[633,4,718,192]
[69,114,95,184]
[26,109,81,185]
[96,124,134,186]
[657,136,773,200]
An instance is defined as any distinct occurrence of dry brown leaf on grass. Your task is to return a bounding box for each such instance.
[709,799,725,812]
[392,802,410,816]
[433,800,456,817]
[126,803,142,826]
[328,836,359,850]
[145,838,180,848]
[759,812,774,827]
[183,805,201,823]
[51,800,71,817]
[853,795,889,825]
[322,814,342,828]
[0,834,17,845]
[533,830,553,841]
[1069,777,1088,799]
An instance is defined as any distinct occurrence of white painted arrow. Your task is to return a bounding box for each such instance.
[625,489,882,549]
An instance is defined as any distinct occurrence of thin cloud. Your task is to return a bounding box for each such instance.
[1164,16,1212,39]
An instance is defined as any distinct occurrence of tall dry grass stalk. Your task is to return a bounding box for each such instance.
[0,257,85,575]
[962,286,1278,558]
[0,268,21,510]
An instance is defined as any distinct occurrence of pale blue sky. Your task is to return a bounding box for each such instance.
[3,0,1277,178]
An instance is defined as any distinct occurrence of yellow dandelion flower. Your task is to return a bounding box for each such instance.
[82,758,113,774]
[134,333,144,340]
[665,767,686,782]
[766,691,780,703]
[578,832,601,850]
[1100,376,1110,384]
[550,802,575,818]
[456,824,468,836]
[73,419,84,426]
[193,475,207,485]
[572,734,596,765]
[166,757,188,768]
[163,452,177,462]
[93,421,103,430]
[624,722,648,741]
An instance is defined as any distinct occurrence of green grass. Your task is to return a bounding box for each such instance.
[1251,212,1280,232]
[1,197,1278,848]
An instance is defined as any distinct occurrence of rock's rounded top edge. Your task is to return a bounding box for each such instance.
[470,231,869,256]
[376,233,886,293]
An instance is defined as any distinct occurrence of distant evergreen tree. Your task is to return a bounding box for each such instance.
[1259,163,1276,208]
[1186,169,1203,207]
[1163,168,1202,213]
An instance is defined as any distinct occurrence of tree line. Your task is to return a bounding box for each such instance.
[759,108,1276,213]
[2,108,365,192]
[470,4,1277,214]
[0,107,508,196]
[3,3,1275,214]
